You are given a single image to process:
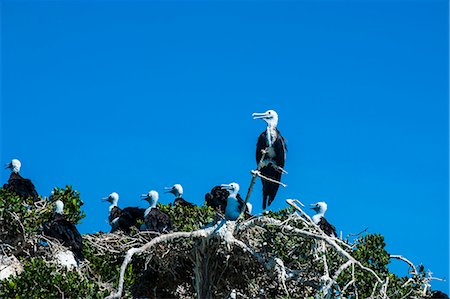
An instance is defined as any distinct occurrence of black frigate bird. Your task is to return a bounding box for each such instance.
[4,159,38,200]
[164,184,195,207]
[253,110,287,210]
[43,200,83,260]
[102,192,145,233]
[205,185,252,218]
[141,190,172,233]
[311,201,337,237]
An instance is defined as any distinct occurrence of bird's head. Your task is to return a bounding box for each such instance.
[141,190,159,207]
[252,109,279,127]
[102,192,119,205]
[55,200,64,215]
[164,184,183,197]
[5,159,21,173]
[221,182,240,196]
[310,201,327,214]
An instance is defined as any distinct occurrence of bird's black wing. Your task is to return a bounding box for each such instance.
[273,129,287,168]
[5,172,38,200]
[43,214,83,260]
[256,131,268,164]
[109,206,123,224]
[117,207,146,233]
[174,197,195,207]
[318,217,337,237]
[122,207,145,220]
[260,165,282,209]
[145,208,172,233]
[205,186,227,212]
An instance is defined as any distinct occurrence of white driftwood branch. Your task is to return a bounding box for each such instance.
[241,205,384,296]
[251,170,287,187]
[106,226,216,299]
[390,254,418,275]
[285,199,352,250]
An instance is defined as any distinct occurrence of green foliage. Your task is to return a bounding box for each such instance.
[263,206,296,221]
[0,185,444,298]
[48,186,85,224]
[0,185,85,245]
[0,258,107,299]
[353,234,390,274]
[158,203,216,231]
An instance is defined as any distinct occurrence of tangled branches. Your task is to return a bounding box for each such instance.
[102,199,437,299]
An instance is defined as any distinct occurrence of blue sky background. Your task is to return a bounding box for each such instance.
[1,0,448,293]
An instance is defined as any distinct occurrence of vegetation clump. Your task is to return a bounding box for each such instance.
[0,186,447,298]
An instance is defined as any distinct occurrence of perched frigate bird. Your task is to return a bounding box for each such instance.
[205,185,252,218]
[140,190,172,233]
[3,159,38,200]
[102,192,145,233]
[253,110,287,210]
[43,200,83,260]
[164,184,194,207]
[310,202,337,237]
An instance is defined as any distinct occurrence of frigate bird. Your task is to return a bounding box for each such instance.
[43,200,83,260]
[141,190,172,233]
[164,184,194,207]
[221,182,252,221]
[310,201,337,237]
[3,159,38,200]
[205,185,252,218]
[253,110,287,210]
[102,192,145,233]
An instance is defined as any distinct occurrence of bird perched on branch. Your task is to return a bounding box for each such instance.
[310,201,336,237]
[43,200,83,261]
[4,159,38,200]
[141,190,172,233]
[253,110,287,210]
[164,184,194,207]
[102,192,145,233]
[205,185,252,219]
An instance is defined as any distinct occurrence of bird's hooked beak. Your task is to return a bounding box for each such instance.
[252,112,269,120]
[164,187,174,194]
[220,184,231,191]
[4,162,12,170]
[101,197,109,202]
[140,194,149,200]
[310,203,319,212]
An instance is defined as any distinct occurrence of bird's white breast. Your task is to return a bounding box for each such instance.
[312,214,322,225]
[225,197,241,221]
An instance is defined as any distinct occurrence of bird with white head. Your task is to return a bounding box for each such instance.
[310,201,336,237]
[3,158,38,200]
[164,184,194,207]
[253,109,287,210]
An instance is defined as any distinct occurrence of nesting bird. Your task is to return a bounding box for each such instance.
[205,185,230,213]
[310,201,337,237]
[220,183,252,221]
[253,110,287,210]
[205,185,252,218]
[43,200,83,261]
[164,184,194,207]
[102,192,145,233]
[141,190,172,233]
[3,159,38,200]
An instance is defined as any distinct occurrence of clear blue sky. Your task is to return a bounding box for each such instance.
[1,0,448,293]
